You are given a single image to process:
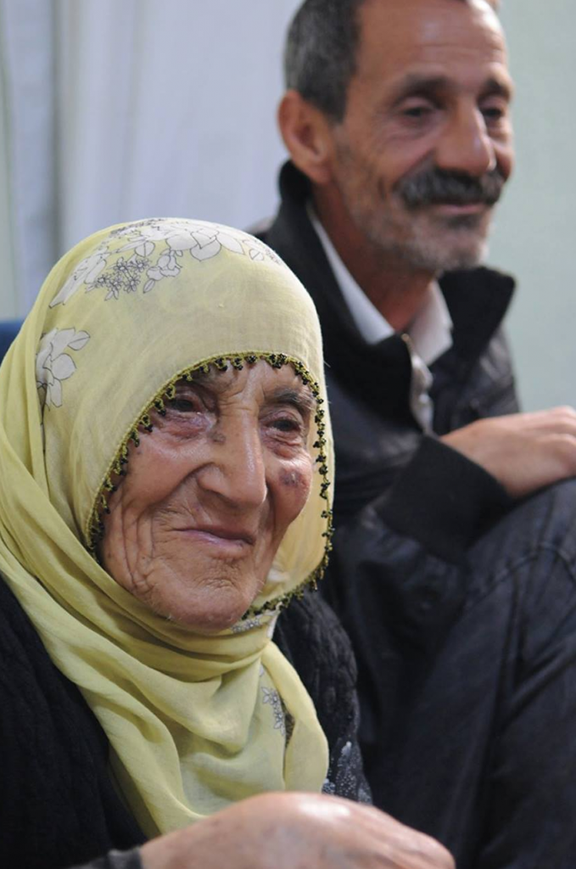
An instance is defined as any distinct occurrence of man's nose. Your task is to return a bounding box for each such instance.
[434,104,497,177]
[197,419,267,508]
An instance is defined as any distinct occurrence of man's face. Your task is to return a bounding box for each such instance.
[328,0,514,273]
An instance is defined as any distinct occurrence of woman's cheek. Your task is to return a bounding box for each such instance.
[129,436,195,504]
[279,458,314,518]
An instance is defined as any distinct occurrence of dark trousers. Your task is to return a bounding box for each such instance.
[326,478,576,868]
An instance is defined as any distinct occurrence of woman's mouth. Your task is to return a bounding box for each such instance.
[175,526,255,554]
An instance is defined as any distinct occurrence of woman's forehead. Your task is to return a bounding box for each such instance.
[182,361,317,409]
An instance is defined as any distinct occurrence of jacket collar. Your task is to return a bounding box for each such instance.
[262,161,515,404]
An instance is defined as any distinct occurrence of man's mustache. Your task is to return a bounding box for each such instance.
[397,167,506,209]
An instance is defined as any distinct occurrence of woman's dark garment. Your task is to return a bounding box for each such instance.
[0,578,367,869]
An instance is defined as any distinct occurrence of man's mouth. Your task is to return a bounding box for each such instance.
[429,201,489,216]
[398,167,505,211]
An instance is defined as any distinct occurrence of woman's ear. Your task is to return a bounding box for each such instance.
[277,90,335,186]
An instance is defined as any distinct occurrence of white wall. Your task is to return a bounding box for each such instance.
[489,0,576,410]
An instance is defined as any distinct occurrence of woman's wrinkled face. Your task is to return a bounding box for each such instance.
[100,361,316,633]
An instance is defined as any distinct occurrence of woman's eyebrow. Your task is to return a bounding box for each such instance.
[177,372,317,413]
[267,387,317,415]
[185,369,219,387]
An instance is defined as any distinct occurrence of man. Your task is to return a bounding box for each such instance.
[257,0,576,865]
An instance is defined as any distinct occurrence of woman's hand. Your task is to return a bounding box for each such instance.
[140,792,454,869]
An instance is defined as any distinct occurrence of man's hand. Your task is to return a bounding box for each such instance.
[140,792,454,869]
[442,407,576,498]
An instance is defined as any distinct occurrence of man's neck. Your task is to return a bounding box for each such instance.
[313,187,435,333]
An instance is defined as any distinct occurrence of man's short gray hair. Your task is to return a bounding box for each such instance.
[284,0,364,122]
[284,0,500,123]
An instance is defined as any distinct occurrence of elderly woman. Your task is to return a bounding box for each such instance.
[0,219,452,869]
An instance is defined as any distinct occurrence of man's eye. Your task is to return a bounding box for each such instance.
[481,101,508,124]
[404,106,431,118]
[399,100,436,121]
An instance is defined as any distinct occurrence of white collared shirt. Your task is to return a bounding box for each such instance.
[309,207,453,431]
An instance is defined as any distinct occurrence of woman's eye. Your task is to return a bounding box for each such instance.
[266,414,306,441]
[165,397,200,414]
[273,418,300,432]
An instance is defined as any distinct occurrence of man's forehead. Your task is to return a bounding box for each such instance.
[358,0,503,46]
[386,70,513,104]
[361,0,500,18]
[352,0,509,89]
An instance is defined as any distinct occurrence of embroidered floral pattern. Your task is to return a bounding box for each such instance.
[50,219,283,307]
[36,328,90,409]
[232,610,280,636]
[51,250,111,307]
[231,616,263,634]
[94,255,150,300]
[262,687,287,738]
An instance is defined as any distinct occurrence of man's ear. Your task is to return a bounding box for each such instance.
[278,90,335,186]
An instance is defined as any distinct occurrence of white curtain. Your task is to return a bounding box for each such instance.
[1,0,300,312]
[0,28,18,317]
[0,0,58,314]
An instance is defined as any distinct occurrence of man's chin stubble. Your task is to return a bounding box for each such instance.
[391,211,490,273]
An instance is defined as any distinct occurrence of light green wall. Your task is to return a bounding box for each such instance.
[489,0,576,410]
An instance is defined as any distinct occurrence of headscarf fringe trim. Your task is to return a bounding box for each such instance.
[86,352,334,619]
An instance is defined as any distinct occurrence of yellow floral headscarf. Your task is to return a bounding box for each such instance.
[0,218,334,837]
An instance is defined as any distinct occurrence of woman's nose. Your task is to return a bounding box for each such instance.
[197,418,267,508]
[435,104,497,177]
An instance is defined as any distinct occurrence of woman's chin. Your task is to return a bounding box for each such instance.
[165,608,251,635]
[157,586,261,635]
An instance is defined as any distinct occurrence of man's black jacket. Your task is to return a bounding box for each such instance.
[257,162,576,868]
[257,163,518,538]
